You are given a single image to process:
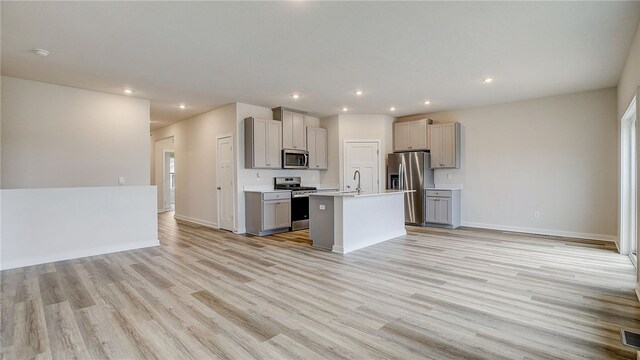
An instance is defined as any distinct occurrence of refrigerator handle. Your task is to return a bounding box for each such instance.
[399,163,403,190]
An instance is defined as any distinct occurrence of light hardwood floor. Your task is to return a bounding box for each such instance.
[1,212,639,359]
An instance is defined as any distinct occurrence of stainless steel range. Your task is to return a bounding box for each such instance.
[274,177,317,230]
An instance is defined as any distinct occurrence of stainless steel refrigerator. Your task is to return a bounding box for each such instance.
[387,152,435,225]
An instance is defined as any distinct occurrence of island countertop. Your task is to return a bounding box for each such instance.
[309,189,415,198]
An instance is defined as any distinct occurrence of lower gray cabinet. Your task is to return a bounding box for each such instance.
[262,200,291,231]
[245,191,292,236]
[425,189,460,228]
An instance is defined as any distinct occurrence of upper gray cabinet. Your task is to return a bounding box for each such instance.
[307,127,328,170]
[429,122,460,169]
[394,119,430,152]
[245,117,282,169]
[273,107,306,150]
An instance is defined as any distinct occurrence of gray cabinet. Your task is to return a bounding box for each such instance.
[394,119,430,152]
[429,123,460,169]
[307,127,328,170]
[262,200,291,231]
[273,107,307,150]
[245,117,282,169]
[425,189,460,228]
[245,191,291,236]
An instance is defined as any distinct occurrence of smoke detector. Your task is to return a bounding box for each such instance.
[33,48,50,57]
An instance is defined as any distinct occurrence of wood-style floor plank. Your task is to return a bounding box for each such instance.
[1,212,638,359]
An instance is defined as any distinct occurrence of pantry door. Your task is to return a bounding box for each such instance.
[344,141,380,194]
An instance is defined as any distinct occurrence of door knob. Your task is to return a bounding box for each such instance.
[217,187,221,190]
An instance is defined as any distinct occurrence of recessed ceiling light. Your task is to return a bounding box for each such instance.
[341,107,348,112]
[179,104,187,109]
[355,90,363,96]
[424,100,431,105]
[123,88,134,94]
[483,77,494,84]
[389,107,396,111]
[292,93,300,99]
[33,48,49,57]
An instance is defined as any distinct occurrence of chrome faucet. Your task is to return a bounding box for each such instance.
[353,170,361,194]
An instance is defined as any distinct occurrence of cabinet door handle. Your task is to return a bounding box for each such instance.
[217,187,221,190]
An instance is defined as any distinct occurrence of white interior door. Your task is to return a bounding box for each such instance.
[344,141,379,193]
[217,136,234,231]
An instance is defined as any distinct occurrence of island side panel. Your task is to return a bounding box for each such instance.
[333,196,344,253]
[309,195,335,250]
[341,193,406,253]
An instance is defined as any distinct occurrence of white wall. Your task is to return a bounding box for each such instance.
[152,137,174,211]
[1,186,158,270]
[1,78,157,269]
[150,103,237,229]
[420,88,618,240]
[617,17,640,289]
[1,76,150,188]
[618,21,640,119]
[320,114,394,190]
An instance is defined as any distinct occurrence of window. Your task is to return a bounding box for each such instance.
[169,154,175,190]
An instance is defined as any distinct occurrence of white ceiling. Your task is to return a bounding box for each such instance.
[2,2,639,130]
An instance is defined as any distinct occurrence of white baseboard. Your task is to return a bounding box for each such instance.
[636,288,640,303]
[234,227,247,234]
[461,221,617,242]
[173,214,218,229]
[332,245,344,253]
[0,239,159,271]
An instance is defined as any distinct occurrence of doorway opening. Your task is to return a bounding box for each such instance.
[164,151,175,211]
[154,136,175,213]
[621,96,637,265]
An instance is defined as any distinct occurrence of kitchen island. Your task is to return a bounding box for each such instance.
[309,190,413,253]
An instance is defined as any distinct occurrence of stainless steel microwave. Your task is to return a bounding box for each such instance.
[282,149,309,169]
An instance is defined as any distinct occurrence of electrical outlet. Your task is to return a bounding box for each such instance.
[319,204,326,210]
[534,211,540,219]
[118,176,125,185]
[447,173,453,180]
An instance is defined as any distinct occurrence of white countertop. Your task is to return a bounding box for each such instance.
[428,183,463,190]
[310,190,415,198]
[244,184,338,193]
[243,185,291,193]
